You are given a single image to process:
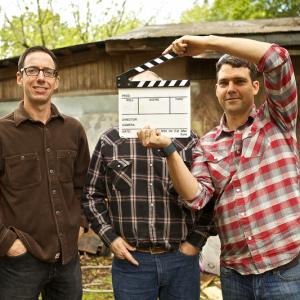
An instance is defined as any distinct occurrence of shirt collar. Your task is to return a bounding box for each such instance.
[215,105,257,140]
[14,101,65,126]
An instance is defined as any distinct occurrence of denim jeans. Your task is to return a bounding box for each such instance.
[220,260,300,300]
[0,252,82,300]
[112,250,200,300]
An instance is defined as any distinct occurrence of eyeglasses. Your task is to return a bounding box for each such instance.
[20,66,58,78]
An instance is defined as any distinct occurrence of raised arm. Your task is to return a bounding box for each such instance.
[163,35,271,64]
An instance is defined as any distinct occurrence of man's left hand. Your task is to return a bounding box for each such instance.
[78,226,84,241]
[179,241,199,256]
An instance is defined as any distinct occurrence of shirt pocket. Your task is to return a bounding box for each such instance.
[242,131,271,175]
[107,159,132,191]
[57,150,77,182]
[202,149,231,188]
[5,153,41,189]
[243,130,267,158]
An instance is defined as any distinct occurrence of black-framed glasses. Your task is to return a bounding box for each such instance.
[20,66,58,78]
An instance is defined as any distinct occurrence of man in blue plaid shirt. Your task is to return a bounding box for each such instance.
[82,71,214,300]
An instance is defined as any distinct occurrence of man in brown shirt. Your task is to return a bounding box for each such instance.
[0,46,90,299]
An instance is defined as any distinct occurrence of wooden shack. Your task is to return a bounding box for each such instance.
[0,17,299,148]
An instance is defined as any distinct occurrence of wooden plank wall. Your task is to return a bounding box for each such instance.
[0,50,124,101]
[57,53,123,95]
[0,77,21,100]
[0,48,300,144]
[0,51,189,100]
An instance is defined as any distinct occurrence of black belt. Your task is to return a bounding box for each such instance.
[273,253,300,272]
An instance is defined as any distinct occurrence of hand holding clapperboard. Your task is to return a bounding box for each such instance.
[117,52,191,138]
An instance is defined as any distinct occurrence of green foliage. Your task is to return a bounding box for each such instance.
[261,0,300,18]
[0,9,71,58]
[181,0,300,22]
[0,0,142,59]
[181,1,211,23]
[92,14,141,41]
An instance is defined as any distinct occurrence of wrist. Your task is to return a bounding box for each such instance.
[162,142,177,157]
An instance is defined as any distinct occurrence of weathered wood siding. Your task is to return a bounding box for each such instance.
[0,77,21,100]
[0,49,124,100]
[58,54,123,95]
[0,48,300,142]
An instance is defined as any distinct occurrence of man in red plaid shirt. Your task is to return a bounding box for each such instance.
[138,35,300,299]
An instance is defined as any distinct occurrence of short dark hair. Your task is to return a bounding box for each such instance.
[18,46,58,72]
[216,54,258,81]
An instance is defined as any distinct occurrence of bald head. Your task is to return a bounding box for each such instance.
[130,70,162,81]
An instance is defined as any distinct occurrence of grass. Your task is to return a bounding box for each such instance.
[83,293,114,300]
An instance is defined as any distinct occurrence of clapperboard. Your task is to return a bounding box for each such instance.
[116,52,190,138]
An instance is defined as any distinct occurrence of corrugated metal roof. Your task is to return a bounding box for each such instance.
[109,17,300,40]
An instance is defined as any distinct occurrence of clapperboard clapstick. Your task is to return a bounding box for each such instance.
[117,52,191,138]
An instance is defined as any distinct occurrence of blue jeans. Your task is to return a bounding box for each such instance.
[221,260,300,300]
[0,252,82,300]
[112,250,200,300]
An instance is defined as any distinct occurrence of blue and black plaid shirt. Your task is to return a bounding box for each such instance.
[82,127,214,249]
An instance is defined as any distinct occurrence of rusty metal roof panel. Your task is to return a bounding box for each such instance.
[109,17,300,40]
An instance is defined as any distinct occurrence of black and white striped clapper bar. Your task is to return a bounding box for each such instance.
[116,52,190,138]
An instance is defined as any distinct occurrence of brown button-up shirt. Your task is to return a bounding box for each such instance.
[0,102,90,264]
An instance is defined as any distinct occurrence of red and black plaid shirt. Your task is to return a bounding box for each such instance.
[189,44,300,274]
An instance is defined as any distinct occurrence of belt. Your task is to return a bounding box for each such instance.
[135,246,170,254]
[273,253,300,272]
[54,252,61,262]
